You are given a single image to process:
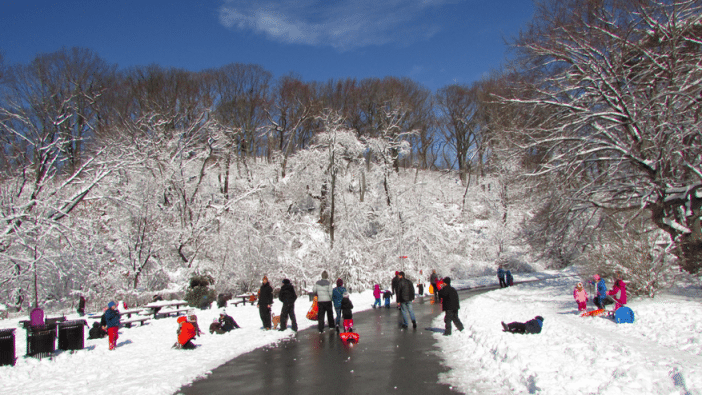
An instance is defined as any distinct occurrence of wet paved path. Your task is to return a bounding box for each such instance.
[177,287,493,395]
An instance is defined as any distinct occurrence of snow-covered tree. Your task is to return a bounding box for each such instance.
[507,0,702,272]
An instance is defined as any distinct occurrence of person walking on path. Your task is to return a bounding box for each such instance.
[103,301,121,350]
[501,316,544,334]
[258,276,274,330]
[437,277,463,336]
[391,271,401,309]
[372,284,382,308]
[383,290,392,308]
[397,271,417,329]
[497,265,506,288]
[314,270,335,333]
[332,278,347,331]
[340,291,354,332]
[77,295,86,316]
[430,269,439,302]
[278,278,298,331]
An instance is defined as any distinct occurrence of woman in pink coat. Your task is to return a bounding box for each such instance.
[372,284,381,308]
[573,282,588,311]
[607,279,627,311]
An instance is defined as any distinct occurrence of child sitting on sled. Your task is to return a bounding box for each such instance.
[573,282,588,312]
[341,292,354,332]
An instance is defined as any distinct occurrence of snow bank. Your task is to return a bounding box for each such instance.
[438,271,702,394]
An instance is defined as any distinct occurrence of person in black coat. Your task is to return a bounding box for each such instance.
[437,277,464,335]
[502,316,544,334]
[278,278,298,331]
[391,271,402,308]
[258,276,274,330]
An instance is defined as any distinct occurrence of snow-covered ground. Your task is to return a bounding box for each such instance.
[2,271,701,395]
[439,269,702,394]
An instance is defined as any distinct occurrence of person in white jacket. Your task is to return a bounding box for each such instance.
[314,270,335,333]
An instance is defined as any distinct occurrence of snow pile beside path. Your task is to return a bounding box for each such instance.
[436,273,702,394]
[0,290,378,395]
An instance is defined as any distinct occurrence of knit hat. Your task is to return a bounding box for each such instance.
[343,292,349,298]
[535,316,544,321]
[443,277,451,285]
[262,276,268,282]
[220,309,227,315]
[107,301,116,308]
[322,270,328,279]
[395,271,399,275]
[337,278,343,287]
[576,282,583,289]
[593,274,601,281]
[177,316,187,324]
[282,279,291,285]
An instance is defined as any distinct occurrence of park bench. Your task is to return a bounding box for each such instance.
[232,293,257,307]
[120,316,151,328]
[154,308,190,319]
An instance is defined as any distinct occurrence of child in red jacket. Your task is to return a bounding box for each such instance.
[175,316,197,350]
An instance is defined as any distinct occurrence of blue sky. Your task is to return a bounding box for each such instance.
[1,0,534,91]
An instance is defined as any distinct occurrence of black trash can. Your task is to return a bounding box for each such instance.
[26,323,56,359]
[0,328,15,366]
[58,320,86,351]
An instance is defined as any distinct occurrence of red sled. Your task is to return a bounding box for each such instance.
[339,332,360,344]
[580,309,606,317]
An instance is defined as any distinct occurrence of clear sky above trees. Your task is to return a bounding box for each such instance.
[0,0,534,91]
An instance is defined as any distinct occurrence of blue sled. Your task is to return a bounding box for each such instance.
[614,306,635,324]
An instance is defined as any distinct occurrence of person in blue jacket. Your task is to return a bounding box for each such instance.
[501,316,544,334]
[505,270,514,287]
[497,265,506,288]
[332,278,347,332]
[589,274,608,310]
[102,301,121,350]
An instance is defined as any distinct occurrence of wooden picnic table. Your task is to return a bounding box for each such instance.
[231,293,257,307]
[143,300,189,319]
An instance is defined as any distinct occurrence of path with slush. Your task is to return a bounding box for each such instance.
[177,287,494,395]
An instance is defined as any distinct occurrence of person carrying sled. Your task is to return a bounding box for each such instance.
[589,274,608,310]
[607,278,627,311]
[278,278,298,331]
[372,284,381,308]
[103,301,121,350]
[573,282,588,312]
[340,291,354,332]
[497,265,506,288]
[175,316,197,349]
[502,316,544,334]
[313,270,335,333]
[258,276,274,330]
[438,277,464,335]
[332,278,347,331]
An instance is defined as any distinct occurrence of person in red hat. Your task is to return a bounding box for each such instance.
[176,316,197,349]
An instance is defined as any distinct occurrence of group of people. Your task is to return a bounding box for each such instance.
[313,271,354,333]
[574,273,628,312]
[497,265,514,288]
[253,275,299,332]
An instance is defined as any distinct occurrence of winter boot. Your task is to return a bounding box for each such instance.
[501,322,509,332]
[412,320,417,329]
